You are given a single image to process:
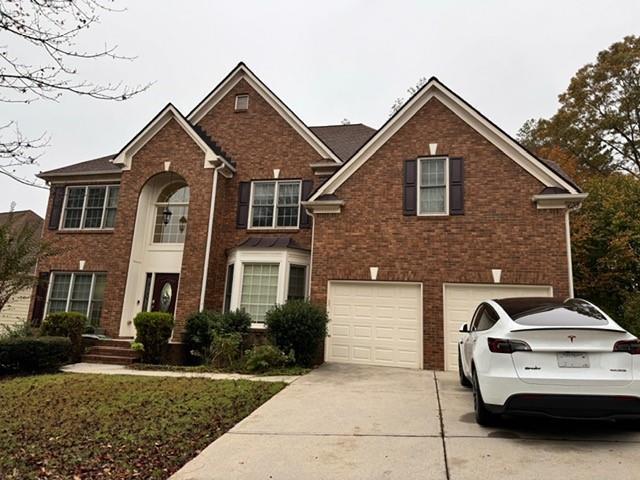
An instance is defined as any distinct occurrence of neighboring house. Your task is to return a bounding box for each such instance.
[32,63,586,370]
[0,210,44,329]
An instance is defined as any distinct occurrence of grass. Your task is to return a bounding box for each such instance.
[129,363,311,376]
[0,373,284,479]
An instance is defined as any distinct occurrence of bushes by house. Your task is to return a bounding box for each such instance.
[0,336,71,373]
[41,312,86,362]
[184,309,251,363]
[265,300,328,367]
[242,345,294,373]
[133,312,174,364]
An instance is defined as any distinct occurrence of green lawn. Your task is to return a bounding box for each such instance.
[0,374,285,479]
[130,363,311,376]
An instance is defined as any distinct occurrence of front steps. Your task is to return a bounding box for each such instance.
[81,338,139,365]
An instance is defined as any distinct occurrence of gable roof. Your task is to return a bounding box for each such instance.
[188,62,341,163]
[310,77,582,201]
[38,154,119,179]
[112,103,235,173]
[309,124,376,162]
[0,210,44,232]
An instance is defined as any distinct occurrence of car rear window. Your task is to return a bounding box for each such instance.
[510,299,608,326]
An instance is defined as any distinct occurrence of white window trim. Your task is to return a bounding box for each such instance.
[150,184,190,246]
[235,94,249,110]
[417,156,449,216]
[60,185,119,231]
[44,272,106,321]
[226,248,310,328]
[248,180,302,230]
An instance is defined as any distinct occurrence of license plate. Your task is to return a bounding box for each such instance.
[557,352,590,368]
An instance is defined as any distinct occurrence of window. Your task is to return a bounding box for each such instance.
[287,265,306,300]
[224,264,234,313]
[62,185,119,230]
[471,304,499,332]
[235,94,249,111]
[46,272,107,327]
[153,182,190,243]
[418,158,448,215]
[240,264,279,323]
[250,181,301,228]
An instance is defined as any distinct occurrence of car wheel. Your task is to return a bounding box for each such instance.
[472,369,498,426]
[458,346,472,388]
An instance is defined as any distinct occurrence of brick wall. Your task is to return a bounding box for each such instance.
[310,98,570,370]
[196,78,325,311]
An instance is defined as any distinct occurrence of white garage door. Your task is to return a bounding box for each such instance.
[443,283,553,371]
[326,282,422,369]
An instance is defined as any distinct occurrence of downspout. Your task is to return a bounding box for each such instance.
[565,202,582,299]
[307,210,315,299]
[199,165,223,311]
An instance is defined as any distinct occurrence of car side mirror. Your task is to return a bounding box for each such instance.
[459,323,469,333]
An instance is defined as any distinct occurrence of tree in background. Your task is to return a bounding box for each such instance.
[518,35,640,331]
[0,212,54,313]
[518,35,640,178]
[0,0,150,187]
[390,77,428,116]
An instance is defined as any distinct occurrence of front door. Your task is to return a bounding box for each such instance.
[151,273,179,315]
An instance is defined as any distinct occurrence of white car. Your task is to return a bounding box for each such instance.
[458,297,640,425]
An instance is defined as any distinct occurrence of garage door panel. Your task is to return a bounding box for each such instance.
[443,284,553,371]
[326,282,422,369]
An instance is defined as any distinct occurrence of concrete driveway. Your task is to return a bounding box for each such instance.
[172,363,640,480]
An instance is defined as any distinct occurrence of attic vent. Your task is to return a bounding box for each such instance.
[235,94,249,111]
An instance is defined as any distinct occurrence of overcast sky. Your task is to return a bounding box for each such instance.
[3,0,639,216]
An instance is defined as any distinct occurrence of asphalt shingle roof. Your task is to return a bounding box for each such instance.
[310,123,376,162]
[38,154,119,178]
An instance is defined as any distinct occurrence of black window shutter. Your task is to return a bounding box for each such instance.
[449,157,464,215]
[299,180,314,229]
[31,272,50,327]
[403,159,417,216]
[48,186,65,230]
[236,182,251,228]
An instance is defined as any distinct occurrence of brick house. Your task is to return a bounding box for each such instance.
[32,63,586,370]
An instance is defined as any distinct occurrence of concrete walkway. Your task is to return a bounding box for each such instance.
[171,363,640,480]
[61,362,299,383]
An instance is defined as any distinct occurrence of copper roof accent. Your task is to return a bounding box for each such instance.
[310,124,376,162]
[236,236,310,251]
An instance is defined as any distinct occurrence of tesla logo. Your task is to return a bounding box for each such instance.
[568,335,576,343]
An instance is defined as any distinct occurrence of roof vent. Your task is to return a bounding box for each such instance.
[235,94,249,111]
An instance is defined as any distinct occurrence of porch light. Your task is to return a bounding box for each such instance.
[162,206,172,225]
[179,216,187,232]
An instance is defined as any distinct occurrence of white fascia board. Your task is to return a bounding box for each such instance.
[188,64,341,164]
[310,79,578,201]
[532,193,588,209]
[112,104,234,172]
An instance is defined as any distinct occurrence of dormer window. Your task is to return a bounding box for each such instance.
[249,180,301,229]
[235,94,249,111]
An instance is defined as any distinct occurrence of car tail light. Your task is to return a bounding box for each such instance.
[487,337,531,354]
[613,340,640,354]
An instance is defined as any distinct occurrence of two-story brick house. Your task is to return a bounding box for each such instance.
[32,63,586,370]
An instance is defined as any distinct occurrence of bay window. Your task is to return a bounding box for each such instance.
[46,272,107,327]
[227,248,310,325]
[62,185,119,230]
[250,180,301,228]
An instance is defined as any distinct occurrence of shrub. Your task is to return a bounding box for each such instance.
[265,300,328,367]
[185,309,252,363]
[218,310,251,335]
[0,336,71,373]
[133,312,174,364]
[243,345,294,373]
[209,333,242,368]
[1,321,36,339]
[41,312,86,362]
[185,310,217,362]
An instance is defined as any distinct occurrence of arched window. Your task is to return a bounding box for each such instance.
[153,182,190,243]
